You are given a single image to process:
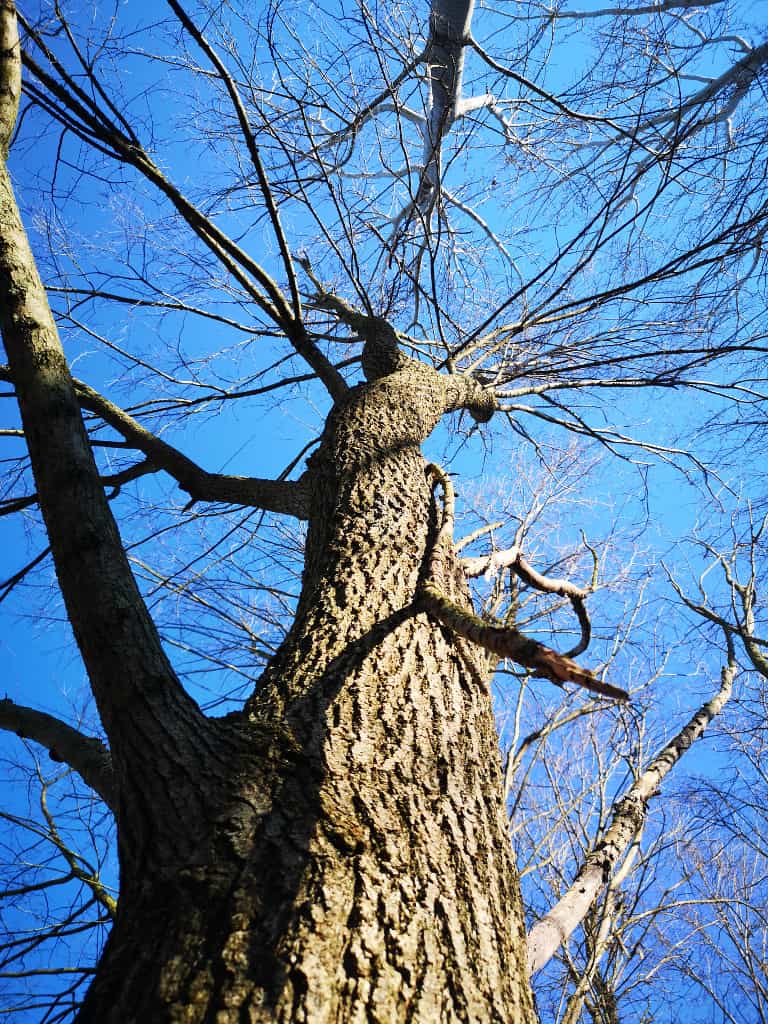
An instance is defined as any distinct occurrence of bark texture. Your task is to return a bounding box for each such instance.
[1,152,535,1023]
[0,6,535,1018]
[75,355,535,1022]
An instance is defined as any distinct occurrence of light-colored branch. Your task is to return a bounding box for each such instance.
[463,537,595,656]
[462,544,520,578]
[0,698,115,809]
[526,644,736,975]
[319,52,426,164]
[514,552,593,657]
[550,0,724,20]
[417,0,477,207]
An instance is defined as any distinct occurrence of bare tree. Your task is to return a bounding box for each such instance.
[513,507,768,1023]
[1,0,767,1020]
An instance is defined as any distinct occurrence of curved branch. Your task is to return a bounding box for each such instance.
[422,466,627,700]
[463,541,595,657]
[513,554,592,657]
[0,698,115,809]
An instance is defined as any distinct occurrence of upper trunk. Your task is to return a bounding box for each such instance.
[77,364,535,1022]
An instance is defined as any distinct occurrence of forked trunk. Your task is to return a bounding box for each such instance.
[77,376,535,1022]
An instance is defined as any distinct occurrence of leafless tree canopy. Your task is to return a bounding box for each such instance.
[1,0,768,1020]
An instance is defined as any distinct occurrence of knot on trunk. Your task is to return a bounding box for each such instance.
[465,384,496,423]
[360,318,409,381]
[444,374,497,423]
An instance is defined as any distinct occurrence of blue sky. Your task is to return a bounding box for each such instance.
[1,0,767,1019]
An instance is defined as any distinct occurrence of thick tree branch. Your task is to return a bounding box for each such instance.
[462,544,521,578]
[72,378,311,518]
[418,0,476,207]
[526,642,736,975]
[422,465,627,700]
[302,265,496,422]
[0,698,115,809]
[0,365,310,518]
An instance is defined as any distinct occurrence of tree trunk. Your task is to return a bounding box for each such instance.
[76,372,535,1022]
[1,10,533,1011]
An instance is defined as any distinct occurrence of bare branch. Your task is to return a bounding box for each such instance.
[551,0,724,19]
[422,465,627,701]
[0,699,115,809]
[0,16,208,793]
[0,366,310,518]
[73,377,311,518]
[526,642,737,975]
[165,0,303,322]
[462,532,595,657]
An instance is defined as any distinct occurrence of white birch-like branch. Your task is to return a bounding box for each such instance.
[526,640,737,975]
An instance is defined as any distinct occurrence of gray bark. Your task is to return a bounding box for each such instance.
[419,0,475,205]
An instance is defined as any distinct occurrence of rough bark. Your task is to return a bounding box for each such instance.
[1,5,537,1018]
[74,350,536,1022]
